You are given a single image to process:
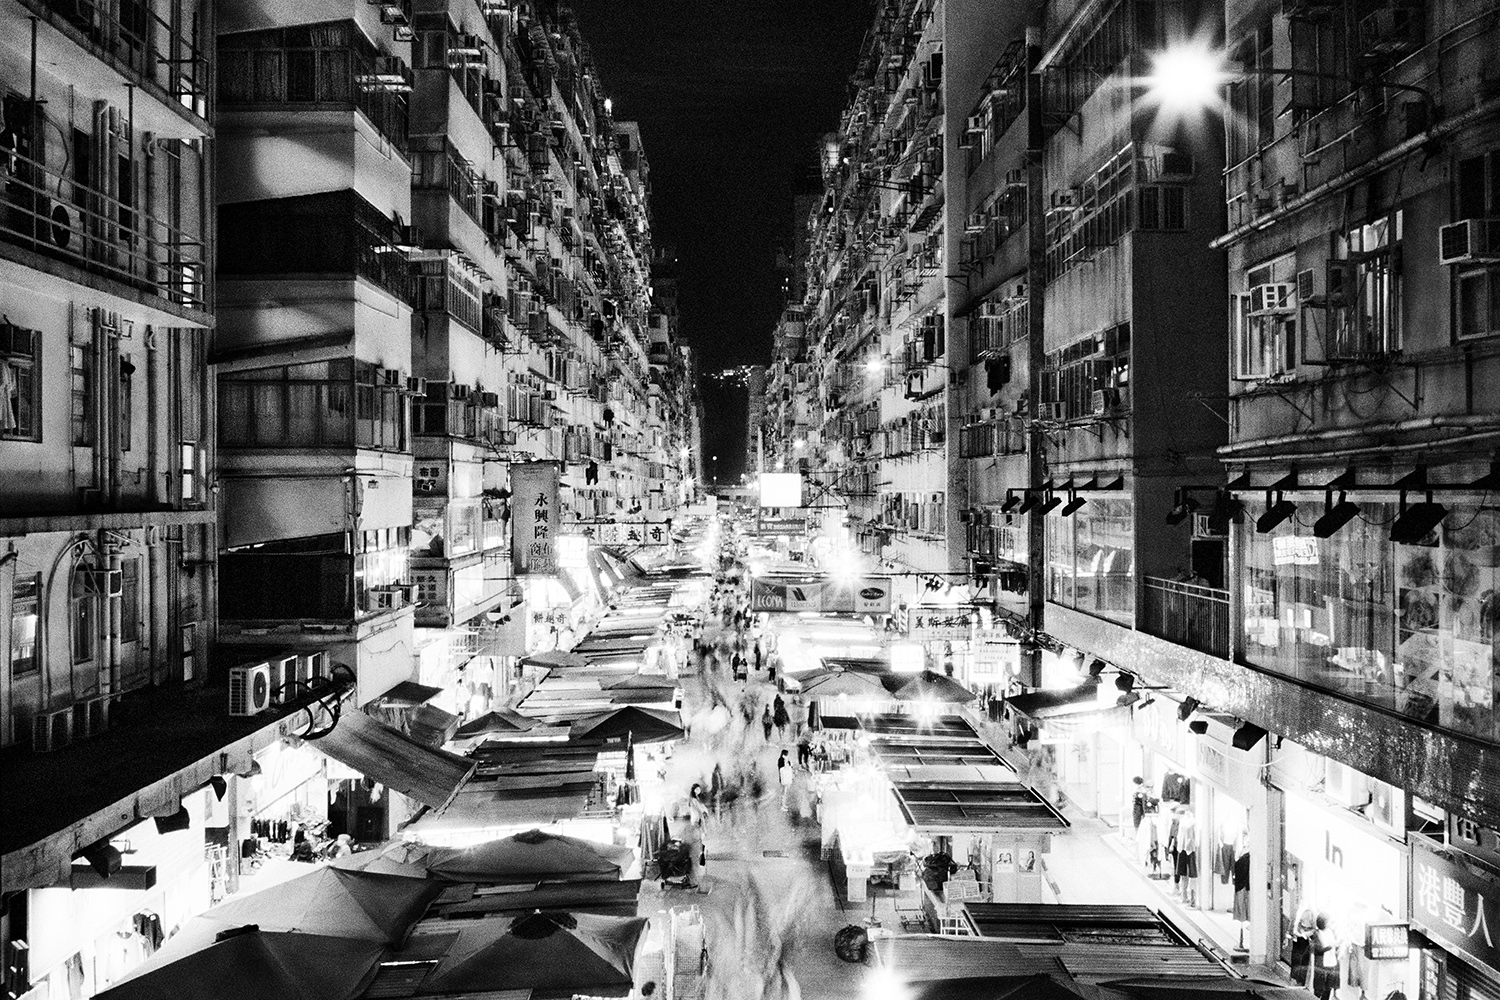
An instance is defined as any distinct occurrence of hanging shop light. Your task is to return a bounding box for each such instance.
[1389,491,1447,545]
[1165,488,1200,526]
[1312,490,1361,538]
[1255,491,1297,534]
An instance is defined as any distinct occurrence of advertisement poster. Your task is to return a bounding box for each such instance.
[510,462,560,575]
[749,577,891,614]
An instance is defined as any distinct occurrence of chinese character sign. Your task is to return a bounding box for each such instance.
[510,462,560,575]
[1411,838,1500,973]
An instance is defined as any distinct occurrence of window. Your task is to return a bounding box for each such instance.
[1329,211,1402,358]
[71,344,93,446]
[1234,256,1298,379]
[180,440,202,502]
[1456,266,1500,341]
[71,568,97,664]
[119,357,133,452]
[0,324,39,440]
[1137,185,1186,230]
[120,559,140,643]
[1047,495,1134,625]
[10,574,39,677]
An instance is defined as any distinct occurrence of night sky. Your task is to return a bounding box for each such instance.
[570,1,872,480]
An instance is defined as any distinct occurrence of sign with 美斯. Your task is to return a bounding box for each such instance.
[510,462,560,575]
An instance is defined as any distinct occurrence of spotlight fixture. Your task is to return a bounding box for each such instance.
[1165,488,1200,526]
[1000,490,1022,514]
[1037,491,1063,515]
[1313,490,1361,538]
[1086,658,1107,678]
[1232,721,1268,750]
[1390,491,1448,545]
[1060,490,1087,517]
[1016,492,1042,515]
[1115,672,1135,692]
[1188,719,1209,735]
[1255,491,1297,534]
[1206,490,1246,532]
[1177,696,1199,721]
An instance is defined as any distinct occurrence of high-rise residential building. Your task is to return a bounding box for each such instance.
[776,0,1500,983]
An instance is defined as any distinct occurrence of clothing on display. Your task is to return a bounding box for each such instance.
[1232,852,1251,921]
[1160,771,1191,804]
[131,912,163,953]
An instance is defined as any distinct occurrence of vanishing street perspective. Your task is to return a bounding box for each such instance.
[2,1,1499,1000]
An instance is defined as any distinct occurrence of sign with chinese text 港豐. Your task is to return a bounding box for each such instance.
[510,462,560,575]
[1411,837,1500,975]
[748,577,891,614]
[575,521,670,547]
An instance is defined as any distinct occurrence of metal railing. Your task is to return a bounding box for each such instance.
[0,143,206,309]
[1141,576,1230,659]
[45,0,209,119]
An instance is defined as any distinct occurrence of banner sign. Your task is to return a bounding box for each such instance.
[573,521,670,546]
[1364,923,1411,961]
[904,611,976,642]
[1411,837,1500,975]
[511,462,560,575]
[755,516,806,535]
[748,577,891,614]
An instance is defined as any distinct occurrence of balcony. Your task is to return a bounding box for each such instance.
[219,365,410,454]
[218,20,411,152]
[0,140,205,312]
[412,143,482,229]
[1140,576,1229,660]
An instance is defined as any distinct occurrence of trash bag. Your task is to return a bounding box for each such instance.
[834,924,868,963]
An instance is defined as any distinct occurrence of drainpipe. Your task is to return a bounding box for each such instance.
[101,528,120,696]
[107,313,122,508]
[1217,414,1500,459]
[1023,28,1046,690]
[146,326,160,504]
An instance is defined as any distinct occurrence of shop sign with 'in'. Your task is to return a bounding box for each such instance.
[1411,836,1500,974]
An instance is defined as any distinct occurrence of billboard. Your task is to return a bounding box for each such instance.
[758,473,803,508]
[574,521,670,547]
[748,577,891,614]
[510,462,560,575]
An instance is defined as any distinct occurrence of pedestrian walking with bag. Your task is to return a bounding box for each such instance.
[773,694,790,741]
[1311,915,1340,1000]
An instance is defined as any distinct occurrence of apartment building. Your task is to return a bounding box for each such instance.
[789,0,958,580]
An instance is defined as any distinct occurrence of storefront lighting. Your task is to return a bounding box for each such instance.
[1016,492,1042,515]
[1165,488,1199,526]
[1114,672,1134,692]
[1389,490,1447,544]
[1312,490,1360,538]
[1177,696,1198,721]
[1255,491,1297,534]
[1086,658,1107,678]
[1232,721,1268,750]
[1000,490,1022,514]
[1036,491,1062,515]
[1060,491,1087,516]
[1187,719,1208,735]
[1206,490,1246,532]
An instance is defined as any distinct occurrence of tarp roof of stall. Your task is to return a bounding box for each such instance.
[307,710,476,812]
[868,737,1013,771]
[1004,683,1104,720]
[426,879,643,920]
[872,930,1233,986]
[961,905,1192,945]
[890,781,1070,834]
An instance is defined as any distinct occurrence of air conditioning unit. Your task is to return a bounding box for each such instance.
[73,694,114,739]
[498,429,518,446]
[541,390,557,401]
[300,651,328,685]
[1157,150,1195,180]
[381,368,403,387]
[405,376,427,395]
[1359,4,1423,56]
[229,663,273,717]
[479,390,501,407]
[1296,268,1317,302]
[1005,169,1025,188]
[367,587,405,613]
[1249,283,1295,315]
[83,568,123,598]
[1438,219,1500,265]
[451,383,471,400]
[1042,401,1067,420]
[270,654,299,703]
[1050,189,1078,210]
[978,407,1000,422]
[32,707,74,752]
[1092,387,1123,413]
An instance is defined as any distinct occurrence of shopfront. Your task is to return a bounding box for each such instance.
[1279,786,1409,996]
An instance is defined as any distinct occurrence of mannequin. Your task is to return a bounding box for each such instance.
[1173,807,1199,906]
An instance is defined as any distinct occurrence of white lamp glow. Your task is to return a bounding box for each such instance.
[1146,42,1228,113]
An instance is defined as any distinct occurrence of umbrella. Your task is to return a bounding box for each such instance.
[427,829,636,883]
[329,840,445,877]
[801,669,891,699]
[602,674,678,691]
[180,867,441,944]
[421,911,647,994]
[97,926,384,1000]
[522,650,590,669]
[455,708,537,738]
[572,705,684,743]
[894,670,975,704]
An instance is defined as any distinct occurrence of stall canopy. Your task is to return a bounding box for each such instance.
[454,708,537,738]
[571,706,684,743]
[522,650,590,669]
[1100,978,1309,1000]
[894,671,976,704]
[97,927,384,1000]
[306,710,476,811]
[909,973,1087,1000]
[165,868,440,945]
[374,681,444,707]
[1004,683,1104,719]
[426,829,634,883]
[799,669,890,699]
[891,782,1070,834]
[429,879,642,920]
[420,911,647,995]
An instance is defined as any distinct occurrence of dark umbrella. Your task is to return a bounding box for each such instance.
[422,911,647,994]
[426,829,635,883]
[522,650,590,669]
[454,709,537,738]
[96,926,384,1000]
[572,705,684,743]
[177,867,440,944]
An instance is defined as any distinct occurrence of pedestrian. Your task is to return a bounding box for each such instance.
[773,694,789,741]
[754,643,764,673]
[1289,908,1316,988]
[1311,915,1340,1000]
[777,750,794,810]
[762,704,774,741]
[688,782,708,828]
[796,731,812,768]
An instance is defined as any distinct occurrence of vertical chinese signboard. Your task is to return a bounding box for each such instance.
[510,462,560,575]
[1411,837,1500,977]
